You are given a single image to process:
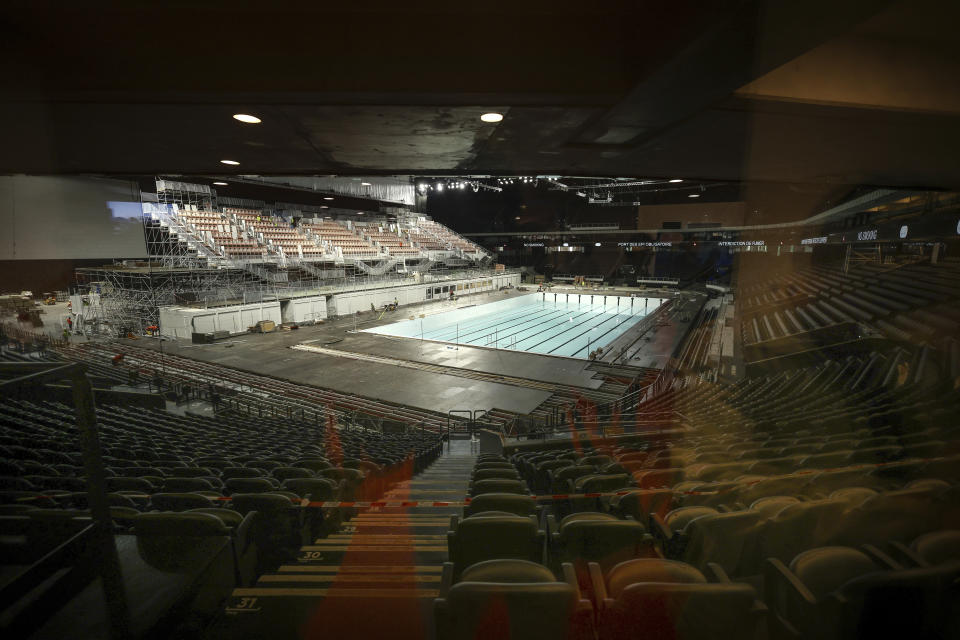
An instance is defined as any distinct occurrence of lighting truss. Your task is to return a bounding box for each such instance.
[416,177,502,192]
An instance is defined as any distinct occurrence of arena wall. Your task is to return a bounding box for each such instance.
[326,272,520,317]
[159,301,283,338]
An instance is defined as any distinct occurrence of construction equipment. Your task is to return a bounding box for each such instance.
[252,320,276,333]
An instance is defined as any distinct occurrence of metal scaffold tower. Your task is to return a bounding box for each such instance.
[141,179,221,269]
[74,267,266,336]
[155,179,216,211]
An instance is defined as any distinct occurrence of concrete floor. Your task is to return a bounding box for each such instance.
[144,330,553,416]
[3,301,72,339]
[119,287,687,418]
[309,332,606,389]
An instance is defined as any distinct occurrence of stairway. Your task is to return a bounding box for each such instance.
[207,442,476,640]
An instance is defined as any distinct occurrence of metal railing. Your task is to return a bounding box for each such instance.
[0,362,130,638]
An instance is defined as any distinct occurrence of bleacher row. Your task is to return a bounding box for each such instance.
[3,344,958,637]
[171,207,487,264]
[300,220,377,256]
[232,210,328,259]
[360,227,420,256]
[178,210,268,259]
[418,219,486,254]
[739,262,960,345]
[0,397,442,584]
[404,227,446,250]
[634,347,949,431]
[671,304,719,379]
[0,348,127,388]
[432,401,960,639]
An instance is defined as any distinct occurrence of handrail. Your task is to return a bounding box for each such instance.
[0,362,130,639]
[0,522,96,613]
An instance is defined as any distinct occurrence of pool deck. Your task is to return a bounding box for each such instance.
[119,286,697,417]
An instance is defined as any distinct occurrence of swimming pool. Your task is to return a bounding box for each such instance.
[362,293,664,359]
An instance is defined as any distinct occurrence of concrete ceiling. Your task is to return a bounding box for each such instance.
[1,0,959,193]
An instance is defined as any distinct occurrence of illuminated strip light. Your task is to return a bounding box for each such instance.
[617,242,672,247]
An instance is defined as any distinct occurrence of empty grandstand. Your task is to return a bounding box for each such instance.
[2,2,960,639]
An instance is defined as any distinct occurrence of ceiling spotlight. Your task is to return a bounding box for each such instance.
[563,242,569,247]
[688,194,700,198]
[480,112,504,123]
[220,159,240,165]
[232,114,262,124]
[321,205,329,209]
[458,182,465,189]
[213,181,227,186]
[361,182,372,186]
[595,242,602,247]
[436,183,444,192]
[669,179,683,183]
[357,211,364,215]
[323,196,334,200]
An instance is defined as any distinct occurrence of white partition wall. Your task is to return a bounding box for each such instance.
[158,274,518,336]
[328,272,519,317]
[159,301,282,339]
[280,295,328,323]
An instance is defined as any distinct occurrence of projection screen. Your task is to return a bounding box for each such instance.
[0,175,148,260]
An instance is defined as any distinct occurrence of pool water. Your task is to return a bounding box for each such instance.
[362,292,664,359]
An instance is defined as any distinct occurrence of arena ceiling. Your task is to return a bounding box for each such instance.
[1,0,959,195]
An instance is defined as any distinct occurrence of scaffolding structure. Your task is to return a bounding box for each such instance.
[73,267,266,335]
[141,211,207,269]
[142,180,222,269]
[71,178,501,336]
[73,262,513,336]
[155,179,216,210]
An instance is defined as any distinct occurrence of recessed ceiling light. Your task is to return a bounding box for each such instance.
[361,182,372,186]
[321,205,329,209]
[233,114,261,124]
[688,194,700,198]
[213,181,227,186]
[480,112,503,123]
[323,197,334,200]
[669,179,683,183]
[357,212,364,215]
[220,159,240,165]
[515,216,521,220]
